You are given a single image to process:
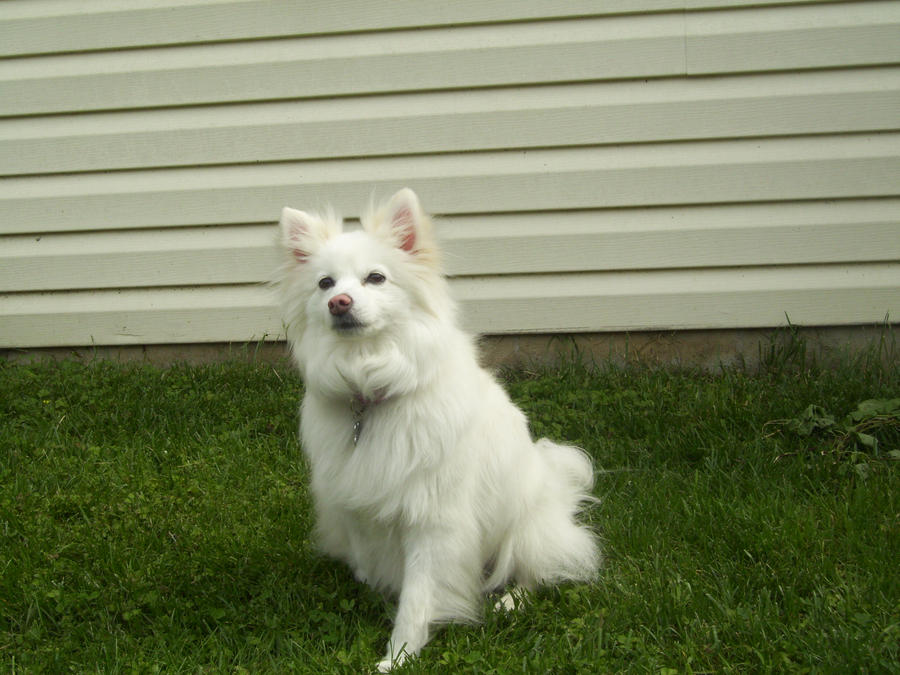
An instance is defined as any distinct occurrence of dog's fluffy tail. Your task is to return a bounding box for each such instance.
[538,438,596,498]
[486,440,600,591]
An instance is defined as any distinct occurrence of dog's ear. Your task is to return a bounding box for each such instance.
[280,206,340,262]
[384,188,422,253]
[280,207,317,262]
[365,188,441,269]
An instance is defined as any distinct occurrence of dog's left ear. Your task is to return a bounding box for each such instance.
[368,188,440,268]
[384,188,423,253]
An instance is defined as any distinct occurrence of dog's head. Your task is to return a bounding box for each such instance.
[277,188,450,344]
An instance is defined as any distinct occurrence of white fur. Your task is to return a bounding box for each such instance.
[275,188,599,671]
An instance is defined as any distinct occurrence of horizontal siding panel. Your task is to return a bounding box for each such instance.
[0,14,686,116]
[2,134,898,234]
[0,225,279,292]
[441,200,900,276]
[0,285,281,348]
[1,263,896,347]
[686,2,900,74]
[0,1,681,57]
[0,0,822,57]
[3,200,899,291]
[4,3,896,117]
[458,263,900,333]
[4,68,900,175]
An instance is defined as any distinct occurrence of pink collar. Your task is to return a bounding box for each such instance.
[353,392,386,408]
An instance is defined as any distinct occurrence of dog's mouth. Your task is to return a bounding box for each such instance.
[331,313,366,334]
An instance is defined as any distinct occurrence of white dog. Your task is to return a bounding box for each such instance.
[276,188,599,671]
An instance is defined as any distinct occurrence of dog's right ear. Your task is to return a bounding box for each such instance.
[280,207,316,262]
[281,206,342,262]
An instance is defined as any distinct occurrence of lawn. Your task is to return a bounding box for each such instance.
[2,333,898,673]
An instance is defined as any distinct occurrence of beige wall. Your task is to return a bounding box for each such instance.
[1,1,898,348]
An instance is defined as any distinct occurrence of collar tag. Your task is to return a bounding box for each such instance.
[350,392,385,446]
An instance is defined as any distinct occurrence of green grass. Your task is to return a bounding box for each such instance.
[1,334,898,673]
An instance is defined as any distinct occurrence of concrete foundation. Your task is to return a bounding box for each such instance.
[2,325,895,372]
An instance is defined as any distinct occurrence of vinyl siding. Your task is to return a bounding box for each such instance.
[1,0,898,348]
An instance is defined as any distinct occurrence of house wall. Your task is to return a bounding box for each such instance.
[1,0,898,348]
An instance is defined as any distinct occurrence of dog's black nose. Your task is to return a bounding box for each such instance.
[328,294,353,316]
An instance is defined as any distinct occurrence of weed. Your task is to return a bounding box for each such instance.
[767,398,900,477]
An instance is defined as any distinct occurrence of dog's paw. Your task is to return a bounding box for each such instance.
[376,653,406,672]
[493,592,517,613]
[493,586,529,613]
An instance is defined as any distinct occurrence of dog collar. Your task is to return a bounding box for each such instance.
[350,392,387,445]
[353,393,386,408]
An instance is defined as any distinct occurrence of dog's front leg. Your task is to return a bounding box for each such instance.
[376,530,454,672]
[377,550,434,671]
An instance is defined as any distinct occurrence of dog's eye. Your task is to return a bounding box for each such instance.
[365,272,386,285]
[318,277,335,290]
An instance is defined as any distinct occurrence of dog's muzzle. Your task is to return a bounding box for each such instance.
[328,294,364,332]
[328,293,353,316]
